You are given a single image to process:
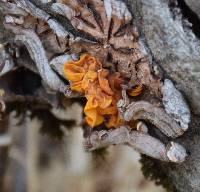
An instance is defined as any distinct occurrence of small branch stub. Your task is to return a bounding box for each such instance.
[84,126,187,163]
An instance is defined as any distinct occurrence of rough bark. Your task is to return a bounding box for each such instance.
[0,0,200,192]
[126,0,200,191]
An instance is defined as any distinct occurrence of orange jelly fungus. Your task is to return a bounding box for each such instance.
[128,85,143,97]
[64,54,124,128]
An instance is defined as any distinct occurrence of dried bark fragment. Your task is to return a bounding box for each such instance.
[0,2,28,16]
[124,101,184,138]
[51,0,148,81]
[166,142,187,163]
[0,43,14,77]
[161,79,190,131]
[50,54,73,78]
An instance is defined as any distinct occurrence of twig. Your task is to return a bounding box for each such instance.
[83,126,187,163]
[4,24,66,92]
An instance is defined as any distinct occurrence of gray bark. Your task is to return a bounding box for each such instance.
[126,0,200,191]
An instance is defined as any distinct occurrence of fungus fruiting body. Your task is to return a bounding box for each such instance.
[128,85,143,97]
[64,54,124,128]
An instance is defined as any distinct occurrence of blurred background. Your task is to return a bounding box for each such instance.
[0,103,165,192]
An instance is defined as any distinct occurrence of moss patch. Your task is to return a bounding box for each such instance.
[140,154,177,192]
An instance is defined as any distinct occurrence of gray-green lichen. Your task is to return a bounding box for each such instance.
[161,79,190,131]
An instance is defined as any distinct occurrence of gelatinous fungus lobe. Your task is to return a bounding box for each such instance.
[64,54,125,128]
[59,0,145,129]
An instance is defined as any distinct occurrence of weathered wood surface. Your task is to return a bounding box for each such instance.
[1,0,200,191]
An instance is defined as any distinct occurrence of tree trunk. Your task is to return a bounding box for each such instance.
[126,0,200,191]
[1,0,200,191]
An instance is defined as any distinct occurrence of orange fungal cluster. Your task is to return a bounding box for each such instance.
[128,85,143,97]
[64,54,124,128]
